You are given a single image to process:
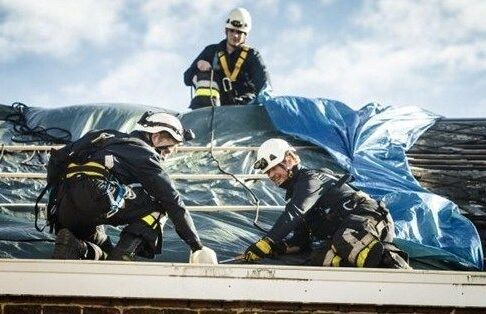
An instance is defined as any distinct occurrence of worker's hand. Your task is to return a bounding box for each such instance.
[244,237,276,262]
[271,240,289,255]
[197,60,212,71]
[189,246,218,264]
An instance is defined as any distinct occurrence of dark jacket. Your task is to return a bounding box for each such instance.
[184,40,270,105]
[267,165,384,249]
[57,129,203,251]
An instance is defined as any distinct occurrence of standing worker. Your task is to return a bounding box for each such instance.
[44,111,215,262]
[243,138,411,268]
[184,7,270,109]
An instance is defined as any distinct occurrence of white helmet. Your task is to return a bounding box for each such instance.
[225,7,252,34]
[134,111,194,143]
[254,138,296,173]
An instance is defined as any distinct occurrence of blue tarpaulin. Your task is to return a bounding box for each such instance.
[0,99,483,270]
[260,95,484,270]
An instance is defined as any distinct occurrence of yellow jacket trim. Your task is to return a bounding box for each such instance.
[331,255,342,267]
[218,46,250,82]
[195,88,220,98]
[255,238,272,254]
[356,239,379,267]
[66,162,107,179]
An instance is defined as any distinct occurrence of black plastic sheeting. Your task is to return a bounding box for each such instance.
[0,103,338,263]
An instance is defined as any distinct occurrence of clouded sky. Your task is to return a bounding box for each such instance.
[0,0,485,117]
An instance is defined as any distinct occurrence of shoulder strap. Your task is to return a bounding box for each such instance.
[217,45,250,81]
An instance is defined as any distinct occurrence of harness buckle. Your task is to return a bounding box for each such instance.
[106,183,127,219]
[222,77,232,92]
[342,200,355,211]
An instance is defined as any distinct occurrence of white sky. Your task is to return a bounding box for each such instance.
[0,0,485,117]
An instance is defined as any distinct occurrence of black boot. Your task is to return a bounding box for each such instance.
[380,243,412,269]
[52,228,88,259]
[362,241,385,268]
[106,233,143,261]
[380,249,412,269]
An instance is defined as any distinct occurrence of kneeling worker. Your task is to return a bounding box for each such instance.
[46,111,215,262]
[243,138,410,268]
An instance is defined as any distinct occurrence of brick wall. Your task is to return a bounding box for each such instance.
[1,296,483,314]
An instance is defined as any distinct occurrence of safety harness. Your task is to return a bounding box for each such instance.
[34,130,145,232]
[217,45,250,92]
[64,161,128,219]
[304,170,392,267]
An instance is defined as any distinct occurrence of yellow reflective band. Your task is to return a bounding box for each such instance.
[255,239,272,254]
[356,239,379,267]
[195,88,220,98]
[331,255,342,267]
[218,46,250,82]
[141,214,158,229]
[66,171,104,179]
[67,162,105,169]
[66,161,107,179]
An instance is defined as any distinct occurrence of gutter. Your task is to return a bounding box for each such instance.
[1,259,485,308]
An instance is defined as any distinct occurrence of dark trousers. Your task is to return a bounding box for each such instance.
[56,176,163,257]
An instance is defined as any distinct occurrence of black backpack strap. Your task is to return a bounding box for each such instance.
[334,173,353,189]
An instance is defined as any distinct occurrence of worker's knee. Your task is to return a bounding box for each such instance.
[333,228,384,267]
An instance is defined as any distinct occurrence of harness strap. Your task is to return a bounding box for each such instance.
[334,173,352,189]
[141,212,163,230]
[218,45,250,82]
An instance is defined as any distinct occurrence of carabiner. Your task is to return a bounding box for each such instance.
[222,77,232,92]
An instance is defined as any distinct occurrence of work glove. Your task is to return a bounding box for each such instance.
[189,246,218,265]
[244,237,287,262]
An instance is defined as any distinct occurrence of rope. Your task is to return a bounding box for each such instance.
[2,102,72,144]
[207,69,267,233]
